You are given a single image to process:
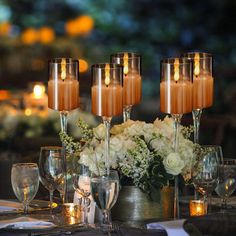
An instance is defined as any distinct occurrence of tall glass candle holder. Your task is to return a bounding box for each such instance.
[48,58,79,202]
[183,52,213,144]
[91,63,123,176]
[110,52,141,122]
[160,58,193,219]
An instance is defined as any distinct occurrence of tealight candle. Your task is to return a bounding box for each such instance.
[189,200,206,216]
[62,203,81,225]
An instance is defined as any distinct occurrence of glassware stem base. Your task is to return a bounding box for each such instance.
[192,109,202,144]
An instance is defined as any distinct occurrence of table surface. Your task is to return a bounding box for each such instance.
[1,201,236,236]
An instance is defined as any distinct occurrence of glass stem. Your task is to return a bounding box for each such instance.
[172,114,182,220]
[103,117,112,176]
[123,105,132,122]
[60,111,68,203]
[23,203,29,214]
[49,190,54,214]
[192,109,202,144]
[103,210,112,226]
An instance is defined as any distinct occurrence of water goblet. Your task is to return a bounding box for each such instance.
[110,52,142,122]
[11,163,39,214]
[91,63,123,176]
[72,164,91,225]
[192,145,219,212]
[215,158,236,211]
[38,146,64,210]
[48,58,79,202]
[90,170,120,230]
[160,57,193,218]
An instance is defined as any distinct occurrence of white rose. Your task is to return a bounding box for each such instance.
[93,124,105,140]
[163,152,185,176]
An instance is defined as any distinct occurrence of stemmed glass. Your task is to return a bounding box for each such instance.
[215,159,236,211]
[192,146,219,212]
[72,164,91,225]
[183,52,214,144]
[90,170,120,229]
[110,52,142,122]
[38,146,64,210]
[11,163,39,214]
[48,58,79,203]
[91,63,123,176]
[160,58,193,218]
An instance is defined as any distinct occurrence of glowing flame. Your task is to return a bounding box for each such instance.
[105,64,110,86]
[25,108,32,116]
[124,53,129,75]
[61,58,66,80]
[33,84,45,99]
[174,59,179,82]
[194,53,200,76]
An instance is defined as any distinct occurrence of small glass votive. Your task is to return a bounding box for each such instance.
[189,200,207,216]
[62,203,81,225]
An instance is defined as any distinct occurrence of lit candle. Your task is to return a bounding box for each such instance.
[48,59,79,111]
[189,200,206,216]
[193,53,214,109]
[62,203,81,225]
[91,64,123,117]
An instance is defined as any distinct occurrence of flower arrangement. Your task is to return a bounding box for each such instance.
[61,116,196,199]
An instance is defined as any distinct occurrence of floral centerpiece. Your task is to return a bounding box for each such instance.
[61,116,196,201]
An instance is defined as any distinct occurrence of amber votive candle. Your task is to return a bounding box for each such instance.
[62,203,81,225]
[189,200,206,216]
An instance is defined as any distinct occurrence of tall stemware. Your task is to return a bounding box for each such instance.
[183,52,213,144]
[91,63,123,176]
[48,58,79,202]
[110,52,141,122]
[11,163,39,214]
[160,58,193,218]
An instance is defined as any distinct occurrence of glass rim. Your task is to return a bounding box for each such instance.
[48,58,79,65]
[110,52,141,59]
[12,163,38,168]
[40,146,63,151]
[91,63,123,69]
[161,57,191,65]
[182,52,212,59]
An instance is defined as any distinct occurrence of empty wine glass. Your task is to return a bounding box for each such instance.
[90,170,120,230]
[215,159,236,210]
[72,164,91,225]
[11,163,39,214]
[192,146,219,212]
[38,146,64,210]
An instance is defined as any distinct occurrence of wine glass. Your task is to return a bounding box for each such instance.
[48,58,79,202]
[183,52,213,144]
[11,163,39,214]
[38,146,64,210]
[192,145,219,212]
[72,164,91,225]
[110,52,142,122]
[90,170,120,229]
[160,58,193,218]
[91,63,123,176]
[215,159,236,210]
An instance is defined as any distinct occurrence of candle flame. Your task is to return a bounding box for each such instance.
[105,63,110,86]
[33,84,45,98]
[61,58,66,80]
[194,53,200,76]
[174,59,179,82]
[124,53,129,75]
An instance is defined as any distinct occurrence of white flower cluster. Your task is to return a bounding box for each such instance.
[79,116,195,182]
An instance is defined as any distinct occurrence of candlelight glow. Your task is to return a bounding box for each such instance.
[124,53,129,75]
[194,53,200,76]
[33,84,45,98]
[61,58,66,80]
[174,59,179,82]
[79,59,89,72]
[38,27,55,44]
[105,63,110,86]
[25,108,32,116]
[21,28,38,45]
